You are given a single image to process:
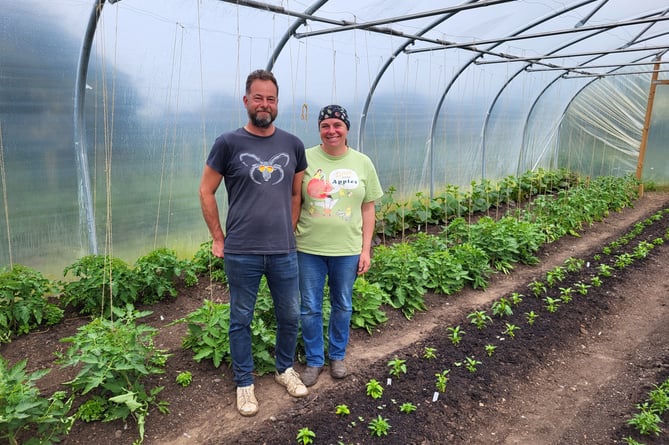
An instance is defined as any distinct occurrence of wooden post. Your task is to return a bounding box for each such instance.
[636,59,669,197]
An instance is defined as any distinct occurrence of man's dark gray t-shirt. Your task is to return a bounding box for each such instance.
[206,126,307,254]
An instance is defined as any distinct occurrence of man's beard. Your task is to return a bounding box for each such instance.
[249,110,276,128]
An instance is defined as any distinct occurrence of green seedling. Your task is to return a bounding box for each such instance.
[447,325,465,345]
[368,415,391,437]
[366,379,384,399]
[335,404,350,416]
[422,347,437,359]
[387,357,407,377]
[296,427,316,445]
[525,311,539,326]
[465,356,482,373]
[467,310,492,329]
[176,371,193,387]
[399,402,417,414]
[435,370,450,392]
[503,323,520,338]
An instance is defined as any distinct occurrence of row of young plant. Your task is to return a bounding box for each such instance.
[0,171,639,444]
[375,168,580,239]
[288,205,669,445]
[0,168,576,343]
[176,173,640,374]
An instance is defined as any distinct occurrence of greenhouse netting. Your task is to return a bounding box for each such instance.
[1,0,668,276]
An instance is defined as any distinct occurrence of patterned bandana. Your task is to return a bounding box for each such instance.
[318,104,350,130]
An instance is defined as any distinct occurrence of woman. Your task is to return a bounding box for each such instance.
[295,104,383,386]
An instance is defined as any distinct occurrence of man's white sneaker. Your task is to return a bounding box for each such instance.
[275,367,308,397]
[236,384,258,417]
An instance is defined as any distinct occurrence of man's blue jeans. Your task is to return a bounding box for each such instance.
[224,253,300,387]
[298,252,359,367]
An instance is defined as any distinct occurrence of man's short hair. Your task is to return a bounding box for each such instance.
[246,69,279,96]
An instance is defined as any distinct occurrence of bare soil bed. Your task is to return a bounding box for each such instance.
[3,192,669,445]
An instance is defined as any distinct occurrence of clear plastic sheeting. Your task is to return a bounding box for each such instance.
[1,0,668,275]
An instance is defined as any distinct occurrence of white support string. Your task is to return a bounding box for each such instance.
[0,122,12,268]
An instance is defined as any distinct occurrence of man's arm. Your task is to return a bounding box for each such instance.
[292,170,305,231]
[199,165,225,257]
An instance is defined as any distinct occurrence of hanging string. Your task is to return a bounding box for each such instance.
[353,24,359,113]
[0,122,12,268]
[164,29,185,247]
[196,0,208,162]
[303,26,309,125]
[94,6,120,319]
[331,37,337,102]
[154,22,184,249]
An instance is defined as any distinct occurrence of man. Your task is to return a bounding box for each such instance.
[199,69,308,417]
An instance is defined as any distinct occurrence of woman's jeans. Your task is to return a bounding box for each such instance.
[298,252,359,367]
[224,253,300,387]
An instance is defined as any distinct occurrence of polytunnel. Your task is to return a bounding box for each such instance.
[1,0,668,276]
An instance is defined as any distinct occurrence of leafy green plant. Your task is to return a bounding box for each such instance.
[422,346,437,359]
[175,299,230,368]
[387,357,407,378]
[61,254,139,316]
[176,371,193,387]
[545,266,567,286]
[574,282,590,295]
[510,292,523,305]
[174,297,276,375]
[375,185,408,238]
[425,250,470,295]
[366,243,428,319]
[559,287,574,303]
[563,257,585,272]
[597,263,614,277]
[529,280,547,297]
[503,322,520,338]
[351,278,388,334]
[467,310,492,329]
[614,253,634,269]
[627,402,662,436]
[435,370,450,392]
[465,356,482,373]
[366,379,384,399]
[491,298,513,318]
[296,427,316,444]
[399,402,417,413]
[448,242,492,290]
[335,404,350,416]
[447,325,465,345]
[368,415,391,437]
[525,311,539,326]
[590,276,603,287]
[0,357,75,445]
[648,385,669,413]
[0,264,63,340]
[76,396,108,422]
[544,296,561,313]
[190,240,227,283]
[56,304,170,443]
[630,241,653,260]
[484,344,497,357]
[133,248,196,304]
